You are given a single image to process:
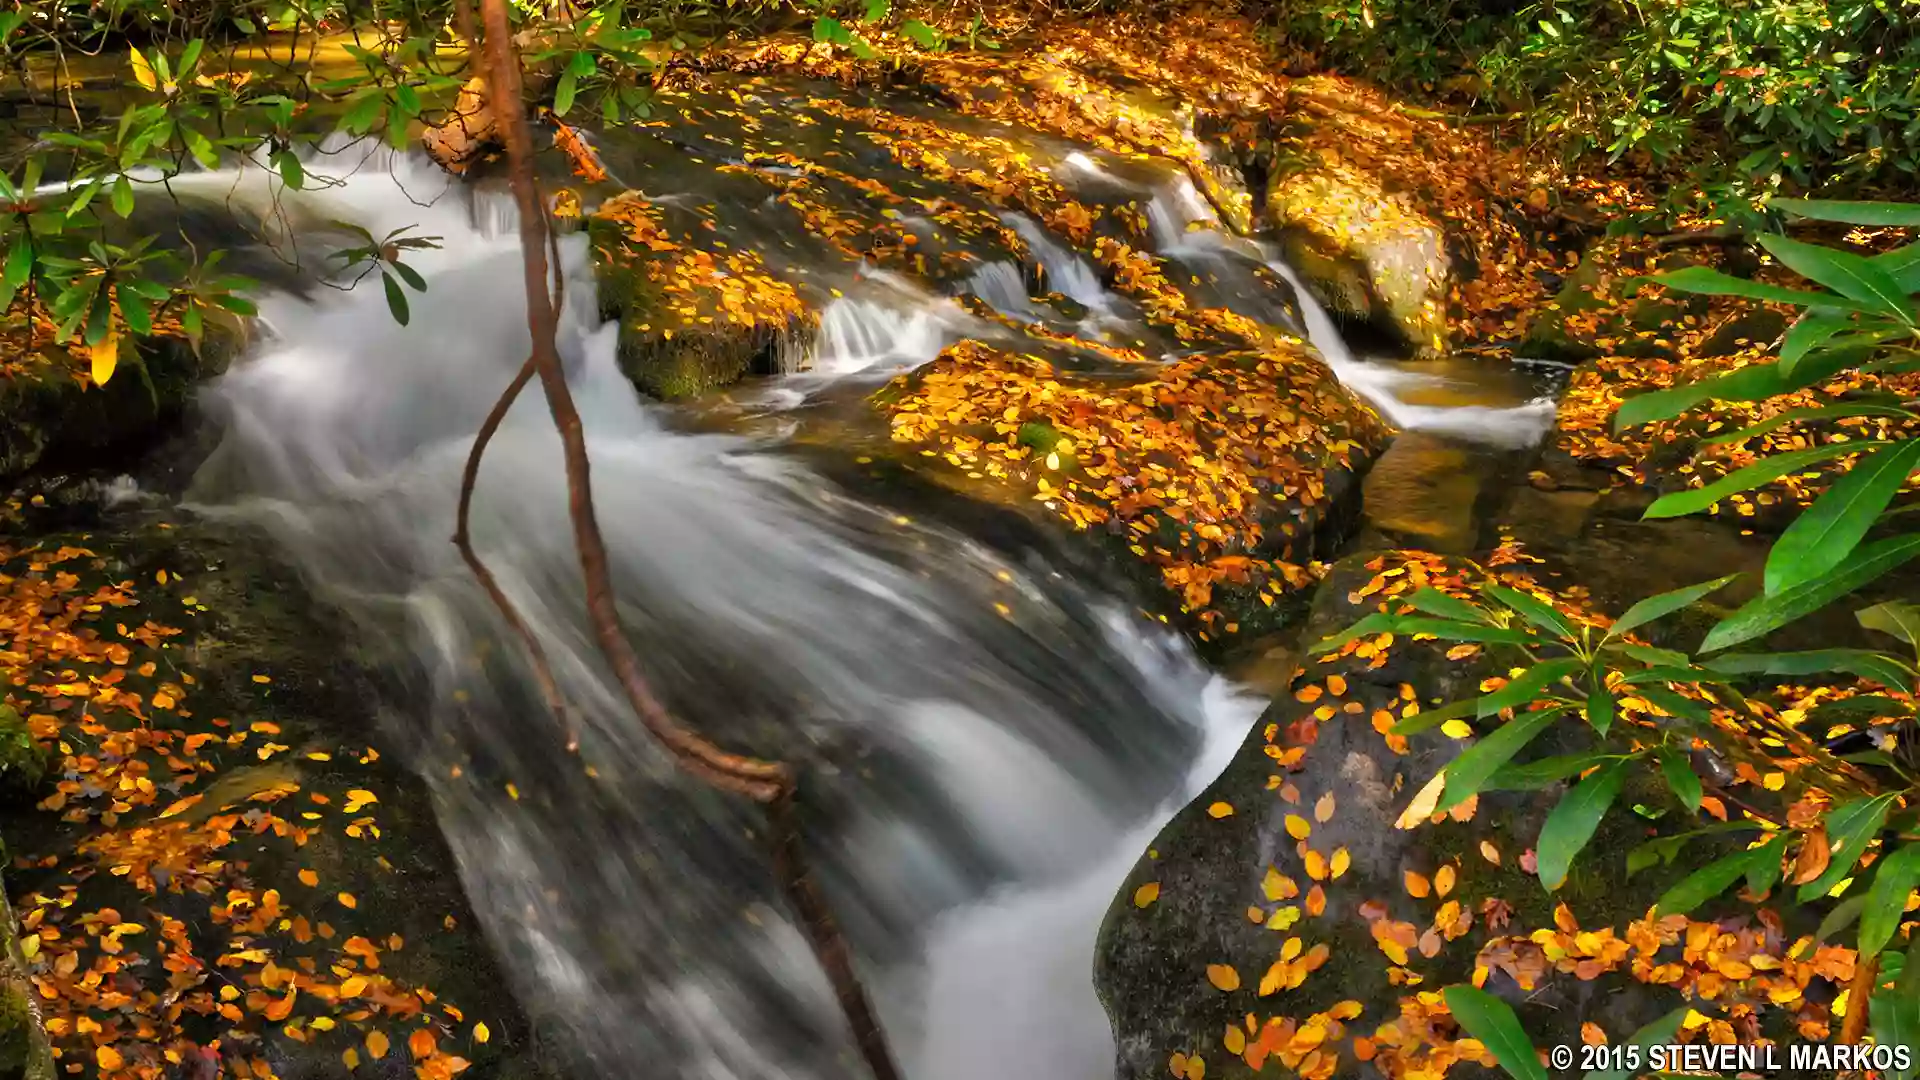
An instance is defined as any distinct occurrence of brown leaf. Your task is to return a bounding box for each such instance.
[1790,829,1831,886]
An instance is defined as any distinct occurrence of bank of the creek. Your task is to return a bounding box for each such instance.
[2,11,1916,1080]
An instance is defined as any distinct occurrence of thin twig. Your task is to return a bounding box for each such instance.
[471,4,902,1075]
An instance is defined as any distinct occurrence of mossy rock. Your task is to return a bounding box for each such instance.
[586,201,819,401]
[1094,552,1834,1080]
[1265,168,1449,358]
[0,706,50,808]
[0,324,235,484]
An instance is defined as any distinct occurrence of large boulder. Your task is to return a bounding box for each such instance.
[0,511,556,1080]
[878,339,1386,646]
[1096,551,1852,1080]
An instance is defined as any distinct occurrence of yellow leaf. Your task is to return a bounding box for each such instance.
[1284,814,1310,840]
[1330,848,1351,879]
[1207,802,1234,819]
[1396,770,1447,829]
[1265,906,1300,931]
[1134,882,1161,908]
[339,976,369,997]
[90,328,120,387]
[1223,1025,1247,1055]
[474,1021,491,1044]
[338,892,358,909]
[342,1048,361,1070]
[366,1031,390,1059]
[1205,963,1241,991]
[19,936,38,960]
[1304,850,1328,880]
[1440,719,1473,739]
[98,1046,125,1070]
[1435,865,1456,897]
[130,48,157,91]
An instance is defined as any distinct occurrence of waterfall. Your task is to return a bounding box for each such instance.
[184,140,1247,1079]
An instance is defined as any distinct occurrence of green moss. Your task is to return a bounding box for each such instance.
[0,706,49,809]
[0,983,31,1080]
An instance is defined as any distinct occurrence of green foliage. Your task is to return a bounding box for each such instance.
[1330,198,1920,1047]
[1440,986,1547,1080]
[1257,0,1920,220]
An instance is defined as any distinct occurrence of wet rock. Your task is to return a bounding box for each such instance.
[587,193,819,400]
[1262,84,1461,358]
[0,322,234,484]
[1094,553,1832,1080]
[0,516,557,1080]
[877,340,1386,646]
[1360,434,1490,555]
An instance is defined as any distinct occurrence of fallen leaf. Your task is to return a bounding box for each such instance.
[1206,964,1241,991]
[1134,882,1161,908]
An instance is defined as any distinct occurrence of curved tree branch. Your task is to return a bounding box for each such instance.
[470,3,903,1075]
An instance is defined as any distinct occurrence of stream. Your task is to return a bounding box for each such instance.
[144,101,1558,1077]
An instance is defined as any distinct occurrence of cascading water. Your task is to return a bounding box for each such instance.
[183,140,1262,1079]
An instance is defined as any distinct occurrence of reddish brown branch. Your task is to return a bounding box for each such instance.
[453,220,572,745]
[471,2,902,1075]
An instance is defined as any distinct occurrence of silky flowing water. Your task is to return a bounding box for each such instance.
[157,101,1556,1077]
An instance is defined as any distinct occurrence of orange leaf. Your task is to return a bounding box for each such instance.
[366,1031,390,1059]
[1404,871,1431,898]
[97,1046,125,1071]
[1790,829,1831,886]
[409,1029,437,1060]
[1134,882,1161,908]
[264,988,296,1022]
[1314,792,1335,823]
[1206,964,1242,992]
[1434,865,1456,898]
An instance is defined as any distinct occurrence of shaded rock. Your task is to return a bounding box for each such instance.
[0,513,558,1080]
[0,319,234,484]
[1095,552,1839,1080]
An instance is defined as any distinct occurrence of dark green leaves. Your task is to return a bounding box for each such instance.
[1645,442,1886,519]
[1765,441,1920,594]
[1775,198,1920,228]
[1476,657,1582,719]
[1871,937,1920,1080]
[1798,795,1898,903]
[1405,586,1490,624]
[1442,986,1546,1080]
[1656,834,1787,915]
[1651,265,1876,313]
[1536,760,1628,890]
[1439,707,1566,814]
[1606,574,1737,638]
[1756,234,1916,324]
[1859,843,1920,960]
[1658,747,1702,812]
[1702,534,1920,651]
[1859,602,1920,648]
[381,272,409,326]
[1702,649,1915,692]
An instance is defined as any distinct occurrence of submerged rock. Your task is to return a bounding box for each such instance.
[1095,551,1847,1080]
